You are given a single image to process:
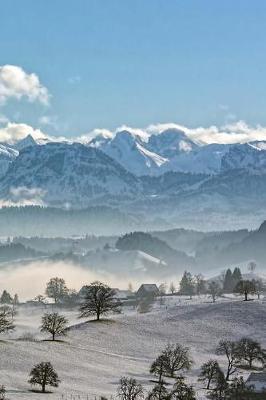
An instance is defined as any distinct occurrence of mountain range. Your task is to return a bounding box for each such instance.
[0,128,266,230]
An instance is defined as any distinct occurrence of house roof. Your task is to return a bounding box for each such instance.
[138,284,158,292]
[247,373,266,382]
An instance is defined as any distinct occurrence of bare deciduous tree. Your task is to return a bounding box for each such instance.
[208,281,221,303]
[28,362,60,393]
[45,277,68,303]
[80,281,121,321]
[40,312,68,341]
[117,377,144,400]
[216,340,238,381]
[198,360,223,389]
[236,337,266,369]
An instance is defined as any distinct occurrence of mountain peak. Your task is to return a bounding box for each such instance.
[15,134,37,151]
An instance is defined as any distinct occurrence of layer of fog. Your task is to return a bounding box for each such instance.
[0,260,181,301]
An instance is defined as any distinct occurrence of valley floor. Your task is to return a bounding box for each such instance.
[1,296,266,399]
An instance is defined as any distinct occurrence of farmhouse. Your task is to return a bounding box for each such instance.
[136,284,159,298]
[246,372,266,393]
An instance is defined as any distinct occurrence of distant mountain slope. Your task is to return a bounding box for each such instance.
[0,206,141,236]
[82,248,169,278]
[116,231,194,269]
[0,144,18,178]
[95,130,168,176]
[0,142,140,206]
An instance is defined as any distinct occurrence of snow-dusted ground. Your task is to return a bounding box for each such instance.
[1,296,266,399]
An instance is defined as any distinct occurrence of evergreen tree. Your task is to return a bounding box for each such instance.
[223,269,234,293]
[0,290,12,304]
[179,271,195,299]
[232,267,242,290]
[0,307,15,334]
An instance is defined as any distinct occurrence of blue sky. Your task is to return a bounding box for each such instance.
[1,0,266,138]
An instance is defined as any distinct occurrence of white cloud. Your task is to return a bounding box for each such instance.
[0,122,47,143]
[9,186,45,205]
[2,119,266,148]
[39,115,59,130]
[115,124,150,142]
[77,128,114,144]
[146,121,266,145]
[0,65,50,105]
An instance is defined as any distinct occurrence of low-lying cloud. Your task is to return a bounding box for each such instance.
[2,120,266,146]
[0,122,47,144]
[0,260,170,301]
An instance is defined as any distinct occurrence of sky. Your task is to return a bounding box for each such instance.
[1,0,266,141]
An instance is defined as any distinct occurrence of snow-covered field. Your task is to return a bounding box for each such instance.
[1,296,266,399]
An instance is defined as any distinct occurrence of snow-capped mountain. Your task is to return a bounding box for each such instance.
[163,143,231,174]
[0,144,18,178]
[14,134,37,151]
[146,128,197,159]
[0,142,140,206]
[94,130,168,176]
[221,143,266,172]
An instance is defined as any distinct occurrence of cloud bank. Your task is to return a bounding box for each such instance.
[80,121,266,145]
[1,119,266,146]
[0,65,50,105]
[0,122,47,143]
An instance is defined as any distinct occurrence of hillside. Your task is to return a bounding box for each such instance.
[1,298,265,399]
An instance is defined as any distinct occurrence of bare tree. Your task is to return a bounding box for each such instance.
[216,340,238,381]
[169,282,176,295]
[151,344,193,380]
[80,281,121,321]
[195,274,206,296]
[236,338,266,369]
[208,281,221,303]
[45,277,68,304]
[253,279,264,300]
[28,362,60,393]
[158,283,167,306]
[162,343,193,378]
[40,312,68,341]
[171,376,196,400]
[0,385,6,400]
[198,360,223,389]
[234,280,256,301]
[150,354,167,384]
[35,295,46,303]
[128,282,133,293]
[248,261,256,273]
[117,377,144,400]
